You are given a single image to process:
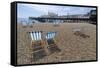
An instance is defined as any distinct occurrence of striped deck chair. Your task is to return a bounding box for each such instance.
[46,32,61,54]
[29,31,47,61]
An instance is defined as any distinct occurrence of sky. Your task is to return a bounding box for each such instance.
[17,3,96,18]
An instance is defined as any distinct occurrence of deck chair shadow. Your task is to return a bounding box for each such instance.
[29,31,47,61]
[73,28,90,38]
[45,32,61,54]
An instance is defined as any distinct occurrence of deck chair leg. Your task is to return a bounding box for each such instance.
[42,40,50,55]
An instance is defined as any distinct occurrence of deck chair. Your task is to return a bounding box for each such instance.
[29,31,47,61]
[45,32,61,54]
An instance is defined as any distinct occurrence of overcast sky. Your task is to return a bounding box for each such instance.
[17,3,96,18]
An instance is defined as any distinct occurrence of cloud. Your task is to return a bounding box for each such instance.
[18,3,71,15]
[18,3,96,18]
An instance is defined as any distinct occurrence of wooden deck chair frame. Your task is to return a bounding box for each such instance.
[29,31,47,61]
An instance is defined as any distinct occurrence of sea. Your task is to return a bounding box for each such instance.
[17,18,29,23]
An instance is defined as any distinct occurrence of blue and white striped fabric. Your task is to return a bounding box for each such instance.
[29,31,42,41]
[46,32,56,39]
